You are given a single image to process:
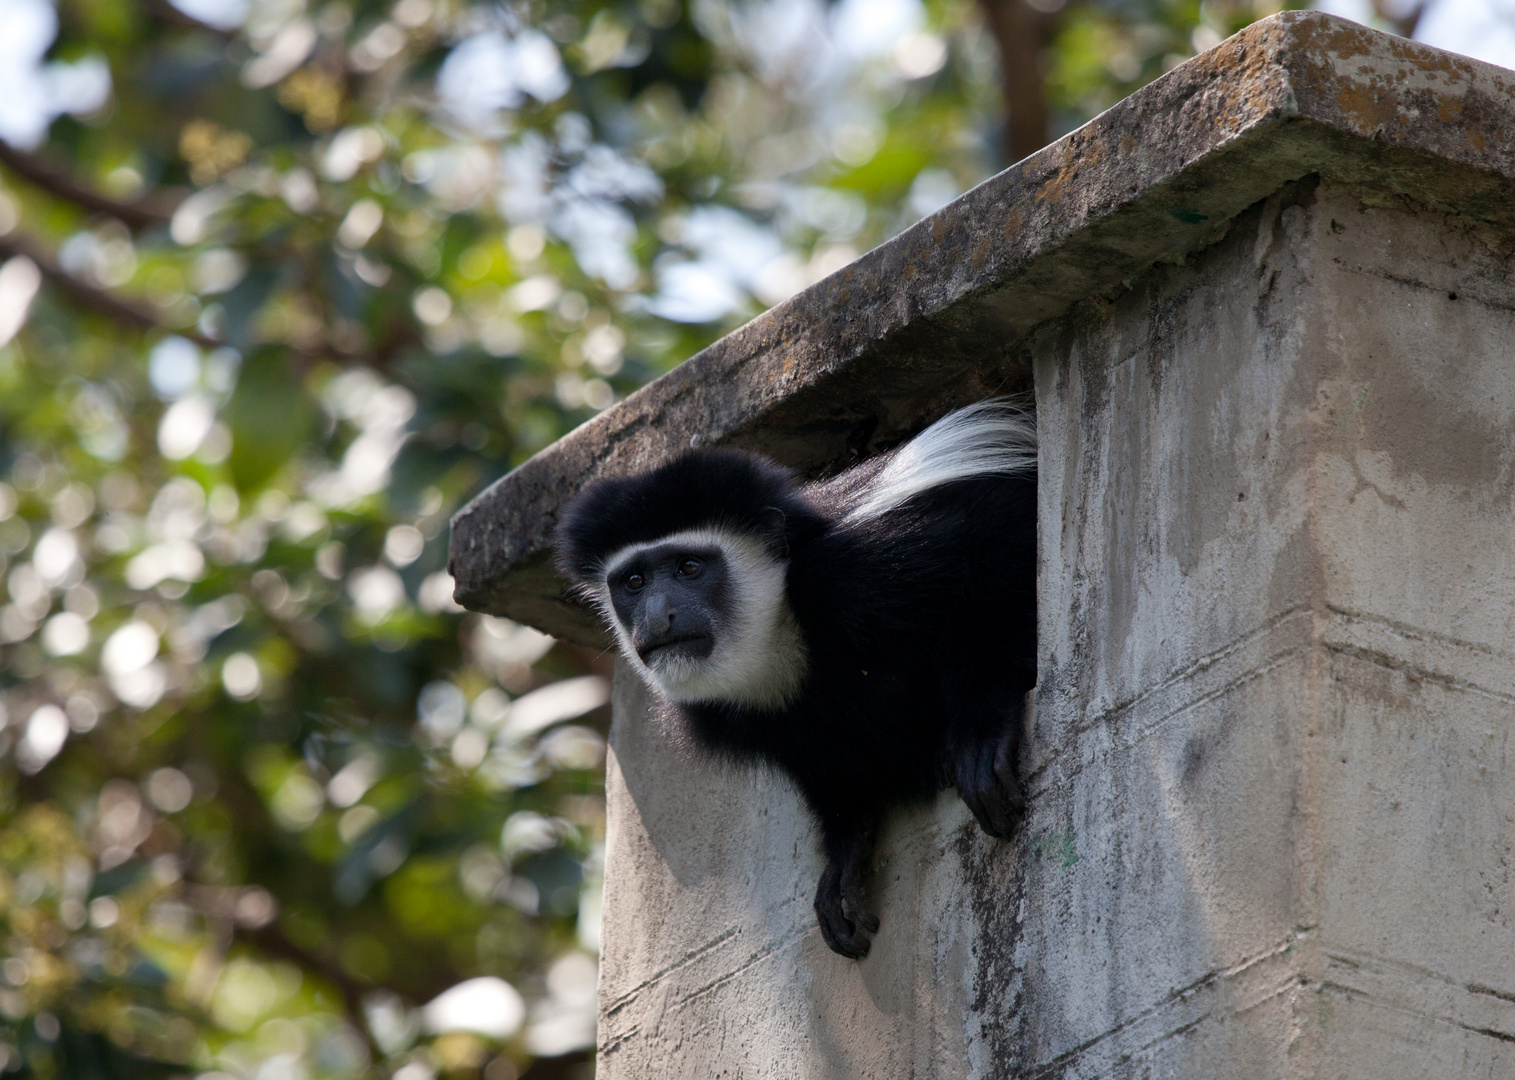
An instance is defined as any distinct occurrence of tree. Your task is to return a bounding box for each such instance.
[0,0,1311,1076]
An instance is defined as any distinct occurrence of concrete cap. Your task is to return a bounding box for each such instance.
[448,11,1515,646]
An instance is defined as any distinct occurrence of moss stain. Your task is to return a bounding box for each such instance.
[1032,831,1080,867]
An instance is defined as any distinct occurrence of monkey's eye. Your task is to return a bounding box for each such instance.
[676,558,702,578]
[624,572,645,591]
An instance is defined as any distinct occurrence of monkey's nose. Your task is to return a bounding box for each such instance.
[646,595,675,635]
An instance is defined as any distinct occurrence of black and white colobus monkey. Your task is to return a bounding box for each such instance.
[554,401,1037,958]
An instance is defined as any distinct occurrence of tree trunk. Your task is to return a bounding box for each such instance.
[977,0,1053,164]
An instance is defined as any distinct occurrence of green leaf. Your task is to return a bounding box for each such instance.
[223,347,313,492]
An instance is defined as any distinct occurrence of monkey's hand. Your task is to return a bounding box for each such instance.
[955,721,1025,839]
[814,842,878,959]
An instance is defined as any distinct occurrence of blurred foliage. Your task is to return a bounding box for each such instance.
[1042,0,1297,131]
[0,0,1305,1076]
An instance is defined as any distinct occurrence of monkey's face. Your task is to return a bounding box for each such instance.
[606,541,727,673]
[595,527,807,709]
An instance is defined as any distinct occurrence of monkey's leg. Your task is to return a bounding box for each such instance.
[813,822,878,959]
[952,698,1027,839]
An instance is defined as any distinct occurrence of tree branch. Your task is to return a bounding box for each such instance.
[0,143,180,231]
[976,0,1055,165]
[138,0,239,40]
[0,230,408,385]
[1370,0,1425,37]
[178,881,381,1058]
[0,232,217,344]
[520,1049,593,1080]
[238,921,378,1039]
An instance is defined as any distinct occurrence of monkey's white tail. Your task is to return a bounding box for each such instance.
[845,400,1037,522]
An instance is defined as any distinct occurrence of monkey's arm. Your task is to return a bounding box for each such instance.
[946,678,1031,838]
[813,817,878,959]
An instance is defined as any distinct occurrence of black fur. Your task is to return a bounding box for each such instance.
[555,441,1036,958]
[554,449,823,579]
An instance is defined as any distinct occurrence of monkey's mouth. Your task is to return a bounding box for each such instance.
[638,634,714,665]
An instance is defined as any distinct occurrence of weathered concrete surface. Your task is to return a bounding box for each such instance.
[1017,178,1515,1076]
[449,10,1515,647]
[595,181,1515,1077]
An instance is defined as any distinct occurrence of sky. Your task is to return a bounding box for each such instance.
[1314,0,1515,63]
[0,0,112,149]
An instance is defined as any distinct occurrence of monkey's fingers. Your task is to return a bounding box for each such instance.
[959,736,1022,838]
[993,728,1027,819]
[849,907,880,935]
[816,900,872,958]
[815,876,873,959]
[839,869,879,934]
[841,880,879,934]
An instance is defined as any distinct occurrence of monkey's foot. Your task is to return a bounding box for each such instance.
[956,724,1025,839]
[814,859,878,959]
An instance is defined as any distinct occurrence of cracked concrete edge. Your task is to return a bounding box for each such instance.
[448,10,1515,645]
